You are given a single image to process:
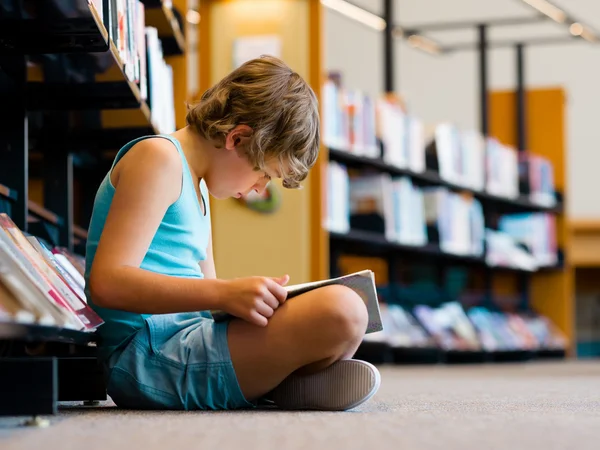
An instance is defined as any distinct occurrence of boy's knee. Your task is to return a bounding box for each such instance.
[314,285,368,342]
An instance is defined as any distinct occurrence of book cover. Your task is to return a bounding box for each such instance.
[0,278,36,324]
[27,236,103,329]
[212,270,383,334]
[0,214,91,330]
[0,233,66,327]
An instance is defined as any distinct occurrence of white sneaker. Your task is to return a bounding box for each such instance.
[270,359,381,411]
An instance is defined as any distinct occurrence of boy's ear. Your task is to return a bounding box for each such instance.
[225,124,253,151]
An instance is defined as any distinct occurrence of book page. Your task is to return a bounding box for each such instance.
[213,270,383,334]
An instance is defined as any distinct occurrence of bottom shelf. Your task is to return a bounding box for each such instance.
[355,341,567,366]
[0,322,97,346]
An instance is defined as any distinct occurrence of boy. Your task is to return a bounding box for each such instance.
[85,55,381,411]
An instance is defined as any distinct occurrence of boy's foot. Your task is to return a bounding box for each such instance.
[269,359,381,411]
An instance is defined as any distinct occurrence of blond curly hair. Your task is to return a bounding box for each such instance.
[186,55,320,189]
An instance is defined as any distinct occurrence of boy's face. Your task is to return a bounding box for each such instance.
[206,125,284,200]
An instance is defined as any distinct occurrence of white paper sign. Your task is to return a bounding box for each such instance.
[233,35,282,69]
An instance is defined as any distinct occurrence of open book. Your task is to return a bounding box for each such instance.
[212,270,383,334]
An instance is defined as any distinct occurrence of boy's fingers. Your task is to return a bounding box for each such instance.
[266,278,288,304]
[249,310,268,327]
[271,275,290,286]
[262,293,280,310]
[255,301,274,318]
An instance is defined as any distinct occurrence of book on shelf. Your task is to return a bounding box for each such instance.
[460,130,486,191]
[326,165,487,256]
[426,124,486,191]
[391,177,427,246]
[497,213,558,267]
[412,302,482,351]
[467,307,567,352]
[348,173,395,241]
[363,301,567,353]
[0,274,36,325]
[102,0,143,84]
[519,152,557,207]
[486,138,520,199]
[485,229,537,271]
[431,123,462,186]
[423,187,485,257]
[213,270,384,334]
[0,213,102,331]
[322,74,378,157]
[363,303,436,349]
[407,116,426,173]
[146,26,176,133]
[325,161,350,234]
[377,96,408,168]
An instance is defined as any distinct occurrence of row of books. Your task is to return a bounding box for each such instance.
[326,162,559,269]
[0,213,102,331]
[95,0,176,134]
[487,214,558,270]
[322,73,557,206]
[365,301,567,353]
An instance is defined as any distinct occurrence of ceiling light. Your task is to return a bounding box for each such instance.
[521,0,567,23]
[569,22,583,36]
[186,9,200,25]
[407,34,442,55]
[320,0,386,31]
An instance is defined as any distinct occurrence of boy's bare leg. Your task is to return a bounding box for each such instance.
[227,285,368,401]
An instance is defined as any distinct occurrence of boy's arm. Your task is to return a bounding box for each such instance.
[89,139,225,314]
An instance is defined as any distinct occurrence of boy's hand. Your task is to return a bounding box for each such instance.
[221,275,289,326]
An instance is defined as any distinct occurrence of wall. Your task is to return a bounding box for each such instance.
[206,0,314,284]
[324,0,600,218]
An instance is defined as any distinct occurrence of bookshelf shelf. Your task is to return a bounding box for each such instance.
[328,148,563,214]
[142,1,186,56]
[0,322,96,346]
[59,126,158,153]
[73,225,89,242]
[27,200,64,227]
[0,183,18,202]
[0,0,190,419]
[0,1,108,55]
[27,80,142,111]
[329,229,558,274]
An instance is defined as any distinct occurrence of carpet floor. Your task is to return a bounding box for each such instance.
[2,360,600,450]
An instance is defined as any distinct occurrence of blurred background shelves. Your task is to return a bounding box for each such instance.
[328,147,563,215]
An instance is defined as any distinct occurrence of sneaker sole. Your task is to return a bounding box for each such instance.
[271,359,381,411]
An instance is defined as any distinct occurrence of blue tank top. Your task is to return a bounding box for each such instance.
[84,134,211,361]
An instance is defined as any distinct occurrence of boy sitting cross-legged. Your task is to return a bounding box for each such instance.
[85,55,381,411]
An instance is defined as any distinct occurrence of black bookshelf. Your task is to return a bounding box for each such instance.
[328,148,563,214]
[0,322,96,346]
[0,0,109,55]
[329,229,561,274]
[0,183,18,202]
[142,0,186,56]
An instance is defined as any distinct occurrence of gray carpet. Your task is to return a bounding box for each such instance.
[2,361,600,450]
